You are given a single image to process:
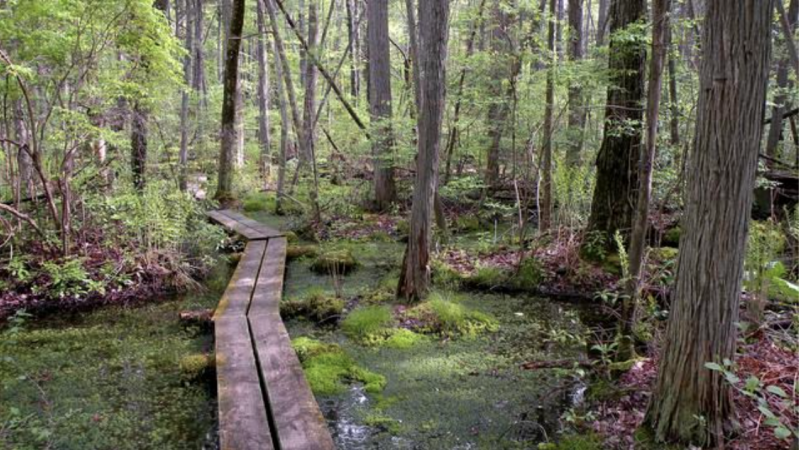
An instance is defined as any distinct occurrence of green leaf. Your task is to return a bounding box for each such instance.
[766,385,788,398]
[704,362,723,372]
[774,426,792,440]
[757,405,777,419]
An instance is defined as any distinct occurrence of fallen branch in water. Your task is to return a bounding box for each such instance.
[520,359,592,370]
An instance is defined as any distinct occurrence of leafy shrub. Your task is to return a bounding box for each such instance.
[510,257,545,289]
[40,258,103,298]
[745,220,790,320]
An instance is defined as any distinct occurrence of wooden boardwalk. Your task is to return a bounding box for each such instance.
[208,209,334,450]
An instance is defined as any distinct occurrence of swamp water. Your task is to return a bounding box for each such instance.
[282,239,593,449]
[1,212,595,449]
[0,263,232,450]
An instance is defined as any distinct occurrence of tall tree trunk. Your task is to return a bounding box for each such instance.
[645,1,773,446]
[618,0,670,362]
[346,0,360,101]
[443,0,486,185]
[179,0,193,191]
[765,0,798,163]
[214,0,245,202]
[301,0,321,221]
[368,0,396,210]
[12,101,32,200]
[565,0,585,167]
[274,34,289,214]
[667,22,680,149]
[584,0,645,250]
[540,0,557,232]
[131,101,148,190]
[595,0,608,46]
[397,0,449,301]
[256,0,271,186]
[484,0,513,189]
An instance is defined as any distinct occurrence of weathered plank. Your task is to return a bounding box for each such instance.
[249,237,333,450]
[213,240,266,321]
[248,238,287,317]
[217,209,283,239]
[249,314,335,450]
[215,316,274,450]
[209,210,272,240]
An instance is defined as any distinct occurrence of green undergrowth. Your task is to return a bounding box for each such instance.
[286,244,319,260]
[242,192,275,212]
[537,433,603,450]
[442,258,547,293]
[291,337,386,395]
[281,287,344,324]
[342,306,394,342]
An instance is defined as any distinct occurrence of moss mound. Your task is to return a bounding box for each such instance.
[650,246,678,263]
[291,337,386,395]
[310,249,359,274]
[463,266,510,290]
[242,193,274,212]
[281,288,344,324]
[342,306,394,343]
[179,354,213,380]
[286,244,319,260]
[383,328,426,349]
[406,292,498,337]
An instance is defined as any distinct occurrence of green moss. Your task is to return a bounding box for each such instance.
[242,193,274,212]
[464,266,510,289]
[280,288,344,323]
[406,292,499,337]
[510,257,545,289]
[284,231,299,243]
[601,253,623,276]
[364,413,402,434]
[383,329,425,349]
[431,259,463,289]
[291,337,386,395]
[342,306,394,342]
[650,246,678,262]
[662,226,681,247]
[179,354,213,380]
[395,220,409,237]
[287,244,319,260]
[367,230,395,242]
[310,249,359,274]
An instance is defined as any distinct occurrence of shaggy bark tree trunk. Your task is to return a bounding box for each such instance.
[765,0,798,163]
[540,0,557,232]
[301,0,321,221]
[214,0,245,202]
[584,0,645,249]
[618,0,670,362]
[483,1,513,189]
[368,0,396,211]
[131,101,148,190]
[179,0,193,191]
[255,0,271,185]
[565,0,585,167]
[346,0,360,101]
[274,35,289,214]
[398,0,449,301]
[596,0,608,46]
[645,1,773,446]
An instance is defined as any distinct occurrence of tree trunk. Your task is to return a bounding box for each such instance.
[565,0,585,167]
[346,0,360,101]
[368,0,396,211]
[274,34,289,214]
[256,0,271,186]
[765,0,798,163]
[584,0,645,249]
[540,0,557,232]
[398,0,449,301]
[596,0,608,46]
[179,0,193,191]
[301,0,321,221]
[131,101,148,190]
[645,1,773,446]
[12,101,32,200]
[443,0,486,185]
[214,0,245,202]
[484,1,513,189]
[618,0,670,362]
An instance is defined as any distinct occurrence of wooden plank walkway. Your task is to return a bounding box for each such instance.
[208,209,335,450]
